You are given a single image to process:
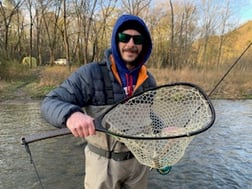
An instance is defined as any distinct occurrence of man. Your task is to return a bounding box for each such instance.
[41,14,156,189]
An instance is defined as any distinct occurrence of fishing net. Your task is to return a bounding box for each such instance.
[102,83,215,168]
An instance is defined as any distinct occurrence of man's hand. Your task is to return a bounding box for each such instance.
[66,112,96,137]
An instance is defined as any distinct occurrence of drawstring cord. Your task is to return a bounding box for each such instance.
[126,74,133,97]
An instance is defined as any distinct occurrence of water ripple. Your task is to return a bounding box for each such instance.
[1,100,252,189]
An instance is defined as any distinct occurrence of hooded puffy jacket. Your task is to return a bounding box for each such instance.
[41,14,156,137]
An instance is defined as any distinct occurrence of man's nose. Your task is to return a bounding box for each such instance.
[127,37,135,46]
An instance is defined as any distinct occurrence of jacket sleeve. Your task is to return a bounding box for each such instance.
[40,66,93,128]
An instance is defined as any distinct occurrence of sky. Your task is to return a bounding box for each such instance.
[232,0,251,24]
[236,0,252,24]
[153,0,252,24]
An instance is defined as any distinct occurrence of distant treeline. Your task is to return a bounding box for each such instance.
[0,0,251,69]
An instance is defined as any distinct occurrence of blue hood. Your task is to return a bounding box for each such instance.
[111,14,152,87]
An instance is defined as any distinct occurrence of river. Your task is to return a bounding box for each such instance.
[0,100,251,189]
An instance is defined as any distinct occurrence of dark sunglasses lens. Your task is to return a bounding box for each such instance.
[118,33,143,44]
[118,33,131,43]
[133,36,143,44]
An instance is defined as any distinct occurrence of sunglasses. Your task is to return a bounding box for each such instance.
[118,33,144,45]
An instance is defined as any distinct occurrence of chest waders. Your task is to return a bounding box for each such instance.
[88,62,151,161]
[97,62,134,161]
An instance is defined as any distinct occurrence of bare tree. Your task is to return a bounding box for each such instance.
[34,8,42,65]
[169,0,175,68]
[216,0,232,67]
[197,0,218,66]
[62,0,70,68]
[39,0,62,65]
[91,0,117,61]
[25,0,34,68]
[30,0,49,66]
[0,0,22,57]
[71,0,98,64]
[152,0,197,69]
[144,1,167,68]
[120,0,151,16]
[176,1,197,68]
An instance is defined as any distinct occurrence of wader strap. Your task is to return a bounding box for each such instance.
[99,62,114,104]
[88,143,134,161]
[98,62,114,152]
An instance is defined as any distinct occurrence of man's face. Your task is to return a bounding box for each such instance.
[118,29,143,69]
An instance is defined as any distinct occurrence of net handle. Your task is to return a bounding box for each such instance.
[21,128,71,145]
[20,116,107,145]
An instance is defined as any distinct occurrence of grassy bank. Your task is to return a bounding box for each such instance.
[0,64,251,101]
[150,66,252,99]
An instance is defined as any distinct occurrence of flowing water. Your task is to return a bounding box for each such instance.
[0,100,252,189]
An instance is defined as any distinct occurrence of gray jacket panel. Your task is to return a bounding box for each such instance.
[41,58,156,128]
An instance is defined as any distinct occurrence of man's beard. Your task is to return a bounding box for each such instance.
[122,47,140,66]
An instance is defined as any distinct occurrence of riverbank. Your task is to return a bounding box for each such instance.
[0,65,251,102]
